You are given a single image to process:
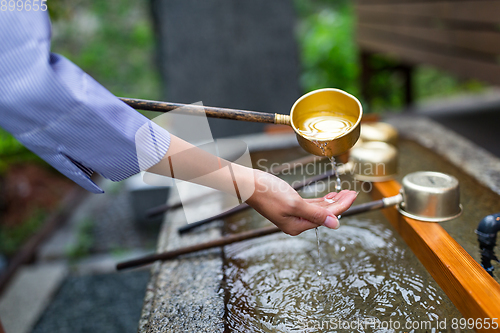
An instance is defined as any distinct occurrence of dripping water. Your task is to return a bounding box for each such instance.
[311,141,344,280]
[315,228,322,278]
[328,156,342,192]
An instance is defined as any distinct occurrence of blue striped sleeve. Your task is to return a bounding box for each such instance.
[0,10,171,193]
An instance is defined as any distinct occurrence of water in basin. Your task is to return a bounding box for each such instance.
[221,140,500,332]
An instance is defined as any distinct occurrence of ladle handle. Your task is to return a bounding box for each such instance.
[119,97,290,125]
[342,194,402,216]
[116,225,279,270]
[116,194,403,270]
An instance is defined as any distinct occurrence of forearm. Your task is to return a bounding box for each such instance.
[147,135,255,199]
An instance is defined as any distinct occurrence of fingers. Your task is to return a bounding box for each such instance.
[304,190,353,207]
[286,213,340,235]
[324,192,339,199]
[303,190,347,204]
[281,190,358,236]
[284,218,318,236]
[284,217,331,236]
[303,192,339,204]
[323,215,339,228]
[293,200,340,229]
[326,190,358,215]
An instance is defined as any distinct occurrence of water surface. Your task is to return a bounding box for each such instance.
[223,145,475,332]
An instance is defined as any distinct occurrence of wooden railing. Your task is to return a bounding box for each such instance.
[354,0,500,106]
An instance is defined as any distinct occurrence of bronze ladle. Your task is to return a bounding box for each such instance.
[120,88,363,157]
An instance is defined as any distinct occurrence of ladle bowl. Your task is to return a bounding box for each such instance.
[288,88,363,157]
[347,141,398,181]
[360,122,398,146]
[399,171,463,222]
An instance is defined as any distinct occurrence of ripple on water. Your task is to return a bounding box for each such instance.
[224,219,457,332]
[297,115,356,140]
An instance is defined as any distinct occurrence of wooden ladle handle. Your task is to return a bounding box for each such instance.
[119,97,290,125]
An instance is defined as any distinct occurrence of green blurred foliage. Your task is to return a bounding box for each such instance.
[50,0,161,101]
[294,0,485,112]
[416,66,484,100]
[0,209,47,256]
[362,54,407,112]
[0,130,43,175]
[66,218,95,261]
[296,0,359,97]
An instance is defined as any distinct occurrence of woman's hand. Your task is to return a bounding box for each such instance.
[147,135,357,235]
[246,170,358,236]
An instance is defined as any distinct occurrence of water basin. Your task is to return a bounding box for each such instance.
[223,141,484,332]
[137,130,500,332]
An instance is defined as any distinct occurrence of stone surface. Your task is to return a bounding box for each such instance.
[39,178,162,262]
[4,175,167,333]
[0,262,67,333]
[32,270,150,333]
[385,115,500,196]
[151,0,301,138]
[428,108,500,159]
[91,189,159,253]
[138,189,225,333]
[124,174,172,227]
[37,226,77,261]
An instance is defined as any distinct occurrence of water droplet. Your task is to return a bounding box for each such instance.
[315,228,323,281]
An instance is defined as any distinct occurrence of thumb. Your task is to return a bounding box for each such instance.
[296,202,340,229]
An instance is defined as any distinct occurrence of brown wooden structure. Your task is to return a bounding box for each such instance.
[372,180,500,331]
[355,0,500,107]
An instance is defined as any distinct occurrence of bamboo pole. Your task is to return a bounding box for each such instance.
[116,197,394,270]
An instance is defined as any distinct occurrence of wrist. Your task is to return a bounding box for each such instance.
[231,163,259,203]
[244,168,269,206]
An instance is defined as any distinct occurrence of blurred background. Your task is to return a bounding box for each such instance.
[1,0,499,332]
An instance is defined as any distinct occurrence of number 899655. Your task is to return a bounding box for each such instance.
[1,0,47,12]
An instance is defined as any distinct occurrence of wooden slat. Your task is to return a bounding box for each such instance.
[357,27,500,85]
[371,180,500,329]
[356,7,497,33]
[359,22,500,55]
[356,0,500,4]
[356,7,440,29]
[357,1,500,24]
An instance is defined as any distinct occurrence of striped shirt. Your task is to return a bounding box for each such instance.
[0,10,171,193]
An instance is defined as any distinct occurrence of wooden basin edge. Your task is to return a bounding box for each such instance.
[371,180,500,329]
